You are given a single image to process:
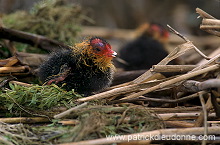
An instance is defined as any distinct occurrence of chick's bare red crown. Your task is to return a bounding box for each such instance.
[90,37,117,58]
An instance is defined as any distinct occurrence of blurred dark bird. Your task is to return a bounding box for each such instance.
[116,23,169,71]
[38,37,117,96]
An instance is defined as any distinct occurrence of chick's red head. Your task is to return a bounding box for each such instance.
[89,37,117,58]
[149,24,169,43]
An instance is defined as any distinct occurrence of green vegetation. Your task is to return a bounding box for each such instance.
[2,0,88,54]
[0,83,82,117]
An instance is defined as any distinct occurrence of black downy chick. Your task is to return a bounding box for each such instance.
[38,37,117,96]
[117,23,169,71]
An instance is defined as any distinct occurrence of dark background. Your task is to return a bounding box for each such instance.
[1,0,220,35]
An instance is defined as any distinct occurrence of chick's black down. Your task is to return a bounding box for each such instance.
[119,35,168,70]
[38,49,113,96]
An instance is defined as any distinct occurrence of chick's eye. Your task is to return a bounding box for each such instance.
[95,47,101,52]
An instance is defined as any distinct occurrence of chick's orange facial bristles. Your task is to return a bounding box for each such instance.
[89,37,116,71]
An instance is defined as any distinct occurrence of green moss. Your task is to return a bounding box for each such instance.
[2,0,88,54]
[0,83,82,117]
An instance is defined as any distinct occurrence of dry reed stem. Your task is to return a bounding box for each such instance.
[181,79,220,92]
[122,64,219,100]
[158,112,216,121]
[198,47,220,65]
[202,19,220,25]
[200,25,220,29]
[164,121,194,128]
[0,56,18,67]
[0,66,30,73]
[108,91,206,104]
[10,81,33,87]
[203,30,220,37]
[196,8,216,19]
[196,8,220,37]
[54,102,88,119]
[167,24,210,60]
[167,24,190,42]
[0,26,70,51]
[132,41,195,84]
[211,90,220,117]
[199,93,208,145]
[194,95,212,127]
[146,107,202,114]
[191,53,220,72]
[152,65,198,73]
[0,117,50,124]
[77,78,164,102]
